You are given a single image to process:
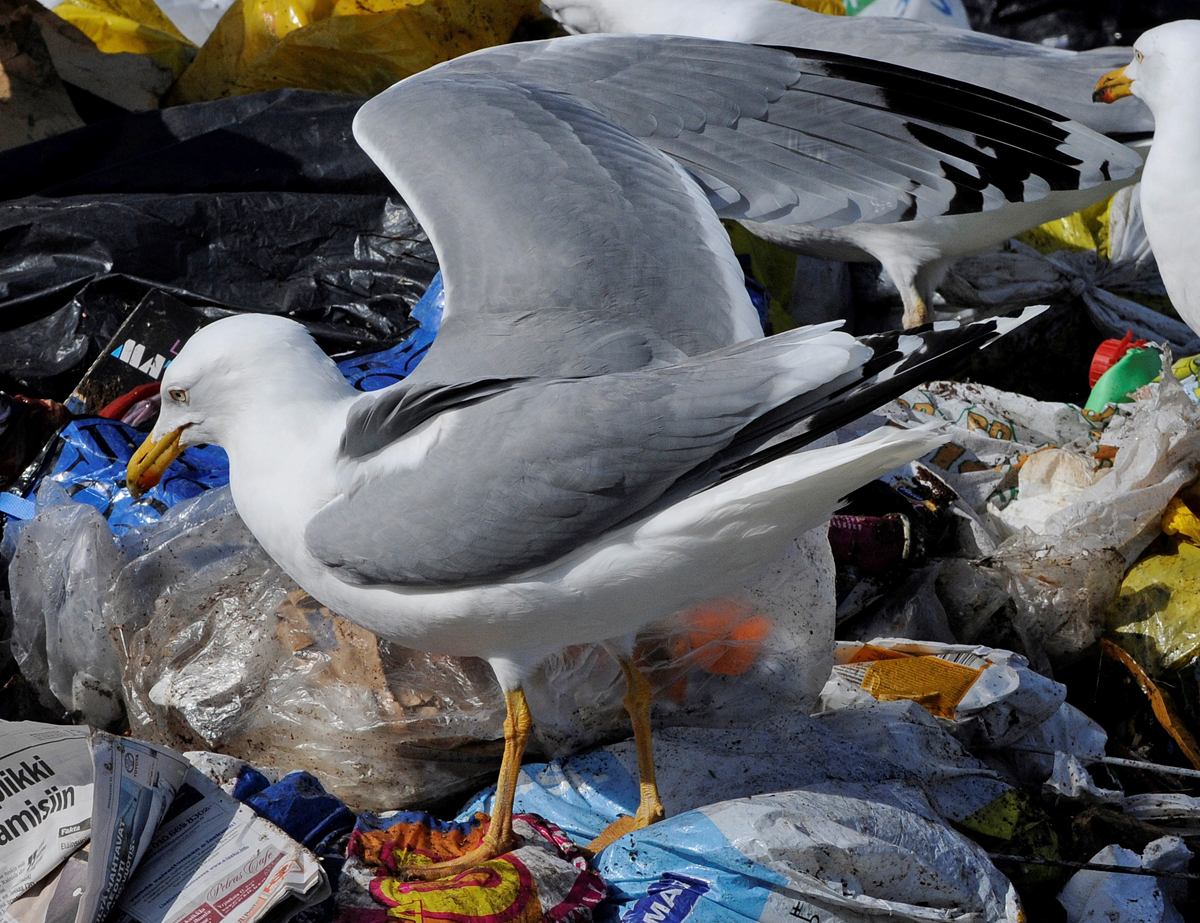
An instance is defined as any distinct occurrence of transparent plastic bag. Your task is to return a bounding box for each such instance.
[523,525,836,756]
[880,360,1200,666]
[113,488,506,812]
[8,480,125,727]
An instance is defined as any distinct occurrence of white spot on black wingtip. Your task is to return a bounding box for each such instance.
[992,304,1050,337]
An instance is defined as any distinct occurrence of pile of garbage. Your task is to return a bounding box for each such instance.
[3,0,1200,922]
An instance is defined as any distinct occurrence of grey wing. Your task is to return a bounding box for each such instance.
[352,66,761,381]
[306,325,865,586]
[751,12,1153,137]
[547,0,1152,136]
[440,35,1144,232]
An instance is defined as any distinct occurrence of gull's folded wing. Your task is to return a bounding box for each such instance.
[306,327,865,586]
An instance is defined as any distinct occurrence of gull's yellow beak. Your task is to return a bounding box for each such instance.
[1094,66,1134,104]
[126,427,185,499]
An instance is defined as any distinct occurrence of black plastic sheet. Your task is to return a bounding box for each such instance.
[0,90,436,399]
[962,0,1196,50]
[0,89,390,202]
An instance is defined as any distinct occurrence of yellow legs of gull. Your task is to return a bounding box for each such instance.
[402,687,532,880]
[584,654,666,854]
[403,653,664,878]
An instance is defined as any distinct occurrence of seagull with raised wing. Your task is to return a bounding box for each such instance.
[543,0,1150,326]
[127,35,1045,877]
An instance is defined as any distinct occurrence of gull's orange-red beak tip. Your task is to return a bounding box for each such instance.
[1094,66,1134,104]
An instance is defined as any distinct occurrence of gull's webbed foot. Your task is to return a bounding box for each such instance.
[584,794,665,856]
[396,818,514,881]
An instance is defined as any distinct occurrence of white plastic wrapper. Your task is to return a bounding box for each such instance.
[1002,702,1120,803]
[814,699,1012,823]
[0,722,92,910]
[1058,837,1193,923]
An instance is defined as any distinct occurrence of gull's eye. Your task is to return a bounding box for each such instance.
[1135,50,1144,63]
[168,388,188,403]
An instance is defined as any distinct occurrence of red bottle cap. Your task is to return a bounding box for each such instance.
[1089,331,1147,388]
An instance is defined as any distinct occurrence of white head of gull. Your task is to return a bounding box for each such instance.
[1096,20,1200,337]
[128,33,1045,877]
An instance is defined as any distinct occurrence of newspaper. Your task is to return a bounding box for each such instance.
[111,768,328,923]
[0,722,329,923]
[0,723,93,908]
[75,734,194,923]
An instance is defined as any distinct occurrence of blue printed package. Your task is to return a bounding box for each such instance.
[457,720,1021,922]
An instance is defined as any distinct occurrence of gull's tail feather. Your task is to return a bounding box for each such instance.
[628,424,944,590]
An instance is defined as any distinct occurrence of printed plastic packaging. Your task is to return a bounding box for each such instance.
[817,639,1066,748]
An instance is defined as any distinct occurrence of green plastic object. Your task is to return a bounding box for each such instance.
[1084,347,1162,412]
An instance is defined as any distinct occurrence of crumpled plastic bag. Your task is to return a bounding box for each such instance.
[113,487,507,813]
[875,359,1200,666]
[0,90,436,395]
[8,479,125,727]
[451,705,1022,912]
[1001,702,1119,803]
[1058,836,1192,923]
[524,524,836,756]
[943,185,1200,357]
[50,0,196,77]
[168,0,539,104]
[599,787,1022,923]
[1108,491,1200,674]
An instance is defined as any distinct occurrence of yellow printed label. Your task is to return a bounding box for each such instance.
[860,656,983,719]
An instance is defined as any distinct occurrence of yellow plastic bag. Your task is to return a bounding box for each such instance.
[53,0,196,77]
[168,0,539,104]
[1016,195,1114,258]
[1109,492,1200,674]
[726,223,799,334]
